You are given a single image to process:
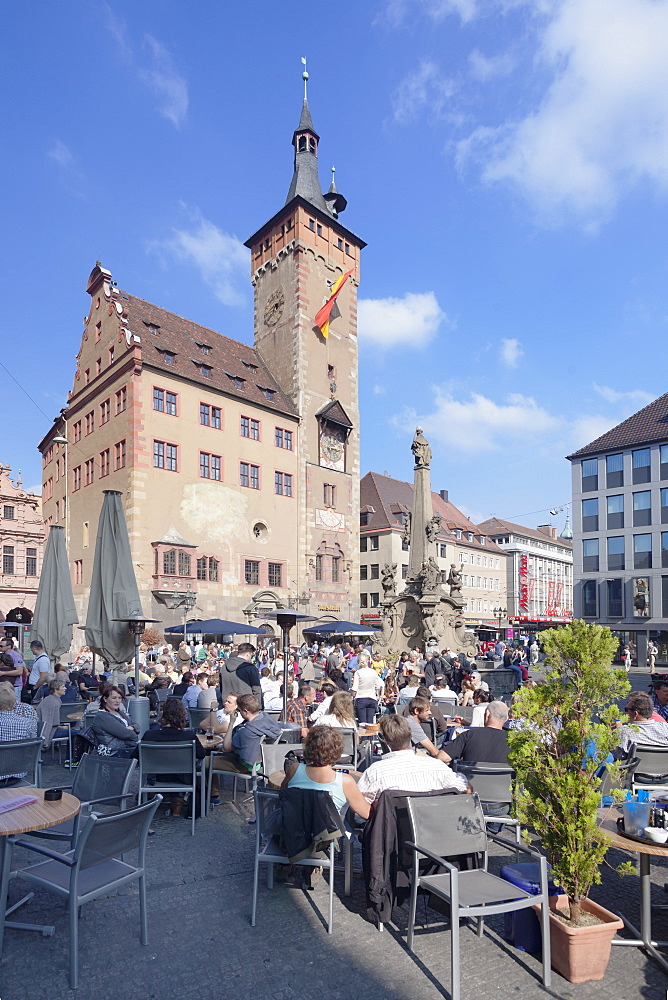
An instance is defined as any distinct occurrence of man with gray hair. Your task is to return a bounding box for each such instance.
[440,700,509,764]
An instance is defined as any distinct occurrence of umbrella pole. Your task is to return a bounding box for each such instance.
[281,622,291,724]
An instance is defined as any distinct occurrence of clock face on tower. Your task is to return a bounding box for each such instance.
[320,424,346,471]
[263,289,284,327]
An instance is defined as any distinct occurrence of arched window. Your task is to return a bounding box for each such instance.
[298,135,307,152]
[309,137,316,154]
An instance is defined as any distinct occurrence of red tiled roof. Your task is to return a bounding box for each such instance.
[477,517,573,551]
[118,290,298,419]
[360,472,501,552]
[566,392,668,459]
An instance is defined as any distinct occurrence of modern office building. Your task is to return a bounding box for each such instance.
[567,392,668,667]
[37,86,364,642]
[0,464,44,622]
[477,518,573,633]
[359,473,508,630]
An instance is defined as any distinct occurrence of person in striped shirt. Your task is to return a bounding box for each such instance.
[357,714,469,805]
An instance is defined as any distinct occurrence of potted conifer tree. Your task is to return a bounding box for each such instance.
[508,619,631,983]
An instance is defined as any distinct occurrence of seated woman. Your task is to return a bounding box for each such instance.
[430,675,457,701]
[381,672,399,714]
[452,688,492,728]
[458,677,476,707]
[91,685,139,758]
[141,697,206,816]
[397,674,420,704]
[315,691,357,730]
[282,726,370,819]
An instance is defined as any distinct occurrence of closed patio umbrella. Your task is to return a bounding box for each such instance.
[31,524,78,661]
[84,489,143,684]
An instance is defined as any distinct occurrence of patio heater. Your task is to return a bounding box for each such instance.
[258,610,316,721]
[113,613,161,735]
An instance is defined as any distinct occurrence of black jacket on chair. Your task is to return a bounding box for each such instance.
[362,787,459,926]
[278,787,344,863]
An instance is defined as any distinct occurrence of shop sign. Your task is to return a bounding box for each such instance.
[317,604,341,612]
[519,554,529,611]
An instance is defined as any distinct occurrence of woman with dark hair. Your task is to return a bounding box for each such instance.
[141,697,206,816]
[173,671,193,697]
[91,685,139,757]
[327,667,348,692]
[282,726,370,819]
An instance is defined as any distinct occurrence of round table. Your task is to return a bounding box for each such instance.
[0,788,80,956]
[598,808,668,974]
[197,734,223,749]
[67,712,84,722]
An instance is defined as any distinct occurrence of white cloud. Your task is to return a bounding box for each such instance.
[141,35,188,128]
[395,390,559,451]
[468,49,516,82]
[570,413,615,451]
[358,291,446,348]
[458,0,668,226]
[149,208,247,307]
[384,0,479,26]
[392,62,457,124]
[47,140,87,196]
[373,384,386,395]
[592,383,655,407]
[500,337,523,367]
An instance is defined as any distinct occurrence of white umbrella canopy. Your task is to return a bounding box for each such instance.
[84,490,143,669]
[31,525,78,659]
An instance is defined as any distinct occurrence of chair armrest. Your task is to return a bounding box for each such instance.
[487,832,543,859]
[404,840,457,871]
[13,840,75,865]
[80,793,135,807]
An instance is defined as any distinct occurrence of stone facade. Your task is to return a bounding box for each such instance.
[0,464,44,620]
[37,92,363,645]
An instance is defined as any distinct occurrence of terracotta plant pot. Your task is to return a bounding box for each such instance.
[533,896,623,983]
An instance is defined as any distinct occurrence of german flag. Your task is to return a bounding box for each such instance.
[315,267,355,339]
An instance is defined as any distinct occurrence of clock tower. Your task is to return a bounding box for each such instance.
[245,68,365,619]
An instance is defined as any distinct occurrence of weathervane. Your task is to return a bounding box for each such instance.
[301,56,308,100]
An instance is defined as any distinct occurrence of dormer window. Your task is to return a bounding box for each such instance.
[195,343,212,356]
[198,364,212,378]
[242,360,258,371]
[258,386,275,401]
[158,350,175,364]
[144,321,161,335]
[226,372,245,389]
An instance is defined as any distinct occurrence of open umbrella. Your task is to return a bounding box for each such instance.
[84,490,144,702]
[31,524,78,661]
[163,618,265,635]
[302,620,381,636]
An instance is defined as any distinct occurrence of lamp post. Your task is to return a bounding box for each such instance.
[113,614,161,734]
[493,606,507,640]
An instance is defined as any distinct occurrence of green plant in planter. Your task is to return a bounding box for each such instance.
[508,620,630,924]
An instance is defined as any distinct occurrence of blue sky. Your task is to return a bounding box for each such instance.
[2,0,667,531]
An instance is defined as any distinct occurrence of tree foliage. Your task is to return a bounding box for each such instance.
[508,620,629,924]
[141,627,163,648]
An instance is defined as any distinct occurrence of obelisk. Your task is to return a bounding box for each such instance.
[407,427,434,583]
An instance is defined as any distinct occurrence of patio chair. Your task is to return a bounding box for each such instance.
[405,793,551,1000]
[454,762,521,856]
[629,744,668,797]
[28,754,136,848]
[0,738,42,788]
[337,728,358,769]
[251,788,350,934]
[187,706,217,731]
[457,705,474,724]
[206,739,265,807]
[138,741,203,836]
[419,717,438,745]
[260,742,303,785]
[14,796,162,989]
[51,700,88,767]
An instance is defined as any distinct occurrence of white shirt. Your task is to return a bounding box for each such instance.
[310,695,333,722]
[357,749,468,803]
[352,666,383,701]
[619,718,668,754]
[313,714,356,730]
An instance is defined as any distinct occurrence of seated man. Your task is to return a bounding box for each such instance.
[617,691,668,756]
[440,700,510,764]
[213,694,282,777]
[182,672,208,710]
[286,683,316,738]
[358,714,468,803]
[198,692,241,736]
[405,697,454,763]
[651,681,668,723]
[400,686,450,735]
[0,680,39,785]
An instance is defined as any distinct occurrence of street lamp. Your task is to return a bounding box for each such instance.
[113,613,161,733]
[493,606,507,638]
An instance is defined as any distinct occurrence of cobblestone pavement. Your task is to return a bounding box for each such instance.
[1,670,667,1000]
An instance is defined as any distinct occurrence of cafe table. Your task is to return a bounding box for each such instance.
[0,788,80,957]
[197,733,223,749]
[597,809,668,974]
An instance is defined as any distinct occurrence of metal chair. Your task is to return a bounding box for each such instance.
[337,728,358,769]
[405,794,551,1000]
[138,741,203,836]
[0,739,42,788]
[629,744,668,796]
[207,739,265,806]
[251,788,351,934]
[187,706,217,731]
[454,762,521,855]
[53,700,88,767]
[260,742,303,785]
[28,754,137,848]
[419,717,438,745]
[14,795,162,989]
[154,687,173,718]
[457,705,474,724]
